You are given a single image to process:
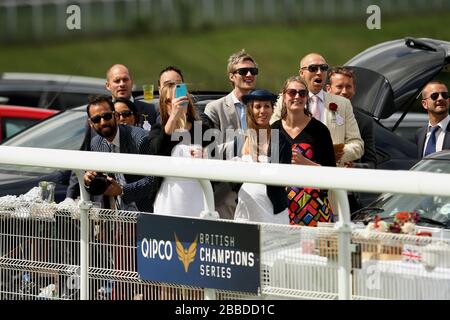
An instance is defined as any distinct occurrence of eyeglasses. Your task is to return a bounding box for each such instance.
[234,67,259,76]
[117,110,133,118]
[424,91,449,101]
[285,89,308,98]
[301,64,329,73]
[90,112,114,124]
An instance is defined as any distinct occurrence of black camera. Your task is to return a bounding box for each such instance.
[86,172,111,195]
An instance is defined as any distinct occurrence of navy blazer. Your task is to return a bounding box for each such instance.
[415,121,450,159]
[134,99,159,127]
[87,124,155,212]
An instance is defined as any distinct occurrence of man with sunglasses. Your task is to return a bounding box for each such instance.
[416,80,450,159]
[204,49,258,136]
[203,49,258,219]
[83,95,155,212]
[66,65,159,200]
[271,53,363,167]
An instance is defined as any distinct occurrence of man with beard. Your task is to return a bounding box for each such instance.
[83,95,154,212]
[271,53,363,167]
[416,80,450,158]
[65,64,157,200]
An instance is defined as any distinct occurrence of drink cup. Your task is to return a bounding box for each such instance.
[143,84,154,101]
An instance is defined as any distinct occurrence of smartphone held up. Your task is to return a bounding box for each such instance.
[175,83,188,107]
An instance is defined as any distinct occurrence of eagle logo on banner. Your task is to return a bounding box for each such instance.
[174,233,198,273]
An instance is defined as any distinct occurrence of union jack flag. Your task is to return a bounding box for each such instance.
[402,246,422,263]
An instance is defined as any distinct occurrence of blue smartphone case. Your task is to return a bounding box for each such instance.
[175,83,187,98]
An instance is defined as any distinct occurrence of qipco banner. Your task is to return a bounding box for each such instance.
[137,214,260,294]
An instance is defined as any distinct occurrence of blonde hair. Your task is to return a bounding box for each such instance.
[227,49,257,74]
[159,81,198,129]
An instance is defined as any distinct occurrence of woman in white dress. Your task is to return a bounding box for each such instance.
[148,81,209,217]
[234,89,289,224]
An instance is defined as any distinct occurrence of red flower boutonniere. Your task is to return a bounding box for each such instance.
[329,103,338,112]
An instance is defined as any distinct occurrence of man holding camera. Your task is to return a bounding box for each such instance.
[83,95,155,212]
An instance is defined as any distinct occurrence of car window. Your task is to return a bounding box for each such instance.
[0,110,87,174]
[2,117,40,140]
[371,159,450,225]
[3,110,86,150]
[0,90,42,107]
[58,92,92,108]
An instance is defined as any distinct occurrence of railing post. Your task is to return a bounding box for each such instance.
[198,179,218,300]
[333,189,352,300]
[199,179,219,220]
[75,170,91,300]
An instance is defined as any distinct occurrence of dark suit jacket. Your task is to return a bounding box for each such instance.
[134,99,159,127]
[415,121,450,159]
[66,99,158,199]
[354,108,377,168]
[85,124,155,212]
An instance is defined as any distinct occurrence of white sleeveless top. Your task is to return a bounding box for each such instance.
[234,155,289,224]
[153,144,204,217]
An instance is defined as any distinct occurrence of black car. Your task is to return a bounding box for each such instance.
[0,72,109,110]
[345,37,450,170]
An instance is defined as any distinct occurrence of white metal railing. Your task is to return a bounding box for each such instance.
[1,145,450,300]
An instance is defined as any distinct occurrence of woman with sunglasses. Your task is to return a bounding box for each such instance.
[148,81,210,217]
[271,76,336,226]
[114,98,139,126]
[233,89,289,224]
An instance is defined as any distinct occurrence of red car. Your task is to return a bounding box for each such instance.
[0,105,57,142]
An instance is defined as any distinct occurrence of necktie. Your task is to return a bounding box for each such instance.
[237,102,247,130]
[110,144,126,209]
[424,126,440,157]
[310,95,321,121]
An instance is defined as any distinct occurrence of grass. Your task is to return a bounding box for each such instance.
[0,12,449,92]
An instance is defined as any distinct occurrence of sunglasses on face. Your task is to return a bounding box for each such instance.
[90,112,114,124]
[301,64,329,73]
[234,67,259,76]
[425,91,449,101]
[285,89,308,98]
[117,110,133,118]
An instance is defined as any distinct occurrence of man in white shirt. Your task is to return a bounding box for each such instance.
[416,80,450,158]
